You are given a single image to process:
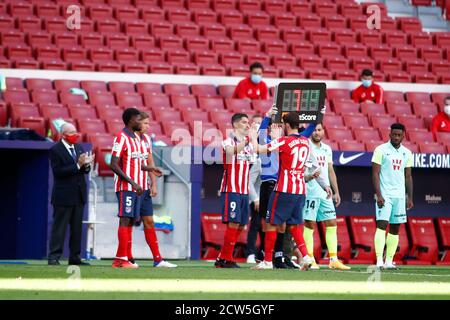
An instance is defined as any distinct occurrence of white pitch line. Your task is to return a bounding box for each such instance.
[1,279,450,295]
[315,269,450,278]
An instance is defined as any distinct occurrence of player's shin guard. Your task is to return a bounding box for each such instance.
[264,230,277,262]
[325,226,338,262]
[374,228,387,264]
[385,233,399,264]
[290,225,308,257]
[220,227,239,261]
[144,227,162,263]
[116,226,129,259]
[127,226,134,261]
[303,227,314,257]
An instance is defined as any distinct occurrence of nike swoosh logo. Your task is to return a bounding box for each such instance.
[339,152,365,165]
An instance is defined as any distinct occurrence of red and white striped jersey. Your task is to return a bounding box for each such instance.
[140,133,153,191]
[267,134,310,195]
[111,128,143,193]
[220,136,255,195]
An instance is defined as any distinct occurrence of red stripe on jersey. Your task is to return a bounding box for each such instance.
[220,137,253,195]
[112,128,142,193]
[224,193,229,223]
[268,135,309,195]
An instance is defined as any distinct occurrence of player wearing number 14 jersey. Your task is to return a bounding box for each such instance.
[250,112,317,270]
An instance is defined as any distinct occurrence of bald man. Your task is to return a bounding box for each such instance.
[48,123,93,266]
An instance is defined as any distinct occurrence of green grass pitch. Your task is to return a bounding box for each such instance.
[1,260,450,300]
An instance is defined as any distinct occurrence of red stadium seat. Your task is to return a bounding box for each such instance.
[406,92,431,104]
[54,80,80,92]
[365,140,384,152]
[218,85,236,98]
[109,82,135,94]
[371,114,397,130]
[383,91,405,103]
[323,115,344,128]
[31,91,59,105]
[89,92,116,108]
[333,101,359,114]
[69,106,98,120]
[436,218,450,265]
[59,92,88,106]
[171,96,198,110]
[360,103,386,116]
[386,102,412,115]
[418,142,446,154]
[97,106,124,122]
[3,89,31,104]
[327,128,353,141]
[154,109,182,123]
[136,83,162,95]
[406,218,438,265]
[353,128,381,142]
[327,89,351,101]
[191,85,218,97]
[26,79,53,91]
[198,97,225,112]
[116,93,144,108]
[141,49,165,63]
[40,105,70,120]
[81,81,108,93]
[338,140,366,152]
[78,119,107,135]
[105,119,125,135]
[412,102,438,118]
[435,132,450,145]
[224,98,252,113]
[251,99,271,115]
[201,213,226,260]
[10,104,40,126]
[408,130,433,143]
[164,84,191,96]
[144,94,171,109]
[18,117,46,136]
[347,216,377,264]
[343,114,369,129]
[401,141,419,153]
[5,78,24,90]
[398,115,425,130]
[319,217,352,263]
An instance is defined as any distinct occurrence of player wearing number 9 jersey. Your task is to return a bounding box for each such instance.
[215,113,257,269]
[250,112,316,270]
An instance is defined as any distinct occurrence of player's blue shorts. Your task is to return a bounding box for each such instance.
[375,197,407,224]
[139,189,154,217]
[266,191,305,225]
[302,197,336,222]
[221,192,250,225]
[116,191,140,219]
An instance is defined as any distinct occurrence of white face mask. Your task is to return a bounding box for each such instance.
[444,105,450,115]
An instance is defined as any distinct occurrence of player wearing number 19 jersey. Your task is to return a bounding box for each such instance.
[250,112,315,270]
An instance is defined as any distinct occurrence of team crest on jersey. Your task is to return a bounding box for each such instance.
[230,211,236,219]
[371,92,375,97]
[392,159,402,170]
[317,155,326,167]
[126,207,132,213]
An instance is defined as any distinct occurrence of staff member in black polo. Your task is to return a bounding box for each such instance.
[48,123,93,265]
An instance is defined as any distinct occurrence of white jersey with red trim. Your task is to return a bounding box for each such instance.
[140,133,153,191]
[220,136,256,195]
[267,134,310,195]
[111,128,143,193]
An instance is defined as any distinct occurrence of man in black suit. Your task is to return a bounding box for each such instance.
[48,123,93,266]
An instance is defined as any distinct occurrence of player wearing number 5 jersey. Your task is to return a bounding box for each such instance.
[372,123,413,270]
[250,112,318,270]
[215,113,257,269]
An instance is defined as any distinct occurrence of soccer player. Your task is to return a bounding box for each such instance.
[302,123,351,270]
[256,106,318,269]
[109,108,160,269]
[215,113,256,268]
[134,111,177,268]
[250,112,317,270]
[372,123,414,270]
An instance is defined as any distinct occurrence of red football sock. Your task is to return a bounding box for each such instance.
[116,226,129,259]
[290,225,309,257]
[220,227,239,261]
[144,227,162,263]
[127,226,133,261]
[264,230,277,262]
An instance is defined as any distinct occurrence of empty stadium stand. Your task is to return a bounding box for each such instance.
[0,0,448,82]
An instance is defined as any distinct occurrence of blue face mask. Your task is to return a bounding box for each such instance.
[362,79,372,88]
[251,74,262,84]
